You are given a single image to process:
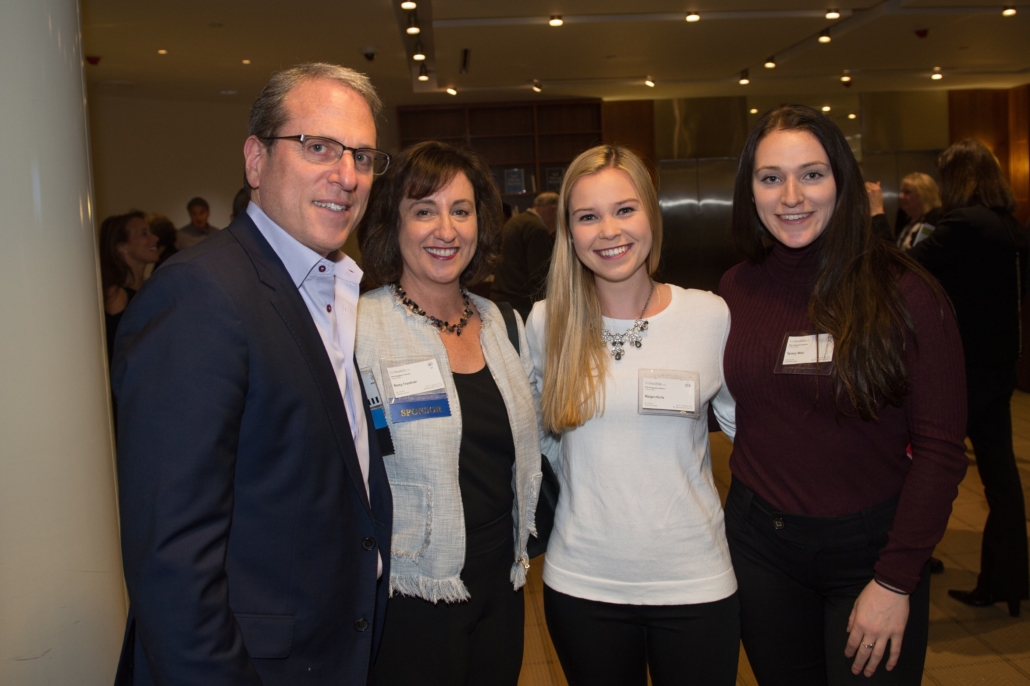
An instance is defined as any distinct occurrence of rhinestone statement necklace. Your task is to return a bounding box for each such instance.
[602,278,655,360]
[394,284,474,336]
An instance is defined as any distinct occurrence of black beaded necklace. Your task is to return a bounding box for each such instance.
[394,284,474,336]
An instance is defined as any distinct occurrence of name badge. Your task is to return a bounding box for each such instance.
[360,368,394,455]
[381,357,452,423]
[774,332,834,376]
[637,369,701,418]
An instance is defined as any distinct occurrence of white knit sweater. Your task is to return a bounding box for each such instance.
[526,286,737,605]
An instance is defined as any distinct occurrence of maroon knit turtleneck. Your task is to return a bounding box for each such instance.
[719,240,968,593]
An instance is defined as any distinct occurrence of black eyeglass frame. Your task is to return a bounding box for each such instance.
[261,134,391,175]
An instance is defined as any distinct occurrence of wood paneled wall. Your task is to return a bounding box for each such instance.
[601,100,657,172]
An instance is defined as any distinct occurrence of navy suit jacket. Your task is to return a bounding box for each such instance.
[112,214,392,685]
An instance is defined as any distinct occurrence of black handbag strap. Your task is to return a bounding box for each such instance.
[495,301,520,355]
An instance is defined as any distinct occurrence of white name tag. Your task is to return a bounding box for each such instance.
[385,359,446,398]
[641,377,696,413]
[782,334,834,365]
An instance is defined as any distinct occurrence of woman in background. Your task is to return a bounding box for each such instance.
[910,139,1029,617]
[99,210,158,364]
[528,145,739,686]
[720,105,967,684]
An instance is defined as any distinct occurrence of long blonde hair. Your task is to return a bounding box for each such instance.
[540,145,662,433]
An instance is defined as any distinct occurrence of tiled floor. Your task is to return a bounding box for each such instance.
[518,391,1030,685]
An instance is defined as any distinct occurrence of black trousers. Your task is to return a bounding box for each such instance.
[725,479,931,686]
[370,516,524,686]
[966,364,1030,601]
[543,585,740,686]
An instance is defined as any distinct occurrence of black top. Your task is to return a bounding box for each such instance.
[489,211,554,321]
[105,287,137,366]
[910,205,1030,367]
[453,365,516,536]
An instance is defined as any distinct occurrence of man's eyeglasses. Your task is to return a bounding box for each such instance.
[263,134,390,175]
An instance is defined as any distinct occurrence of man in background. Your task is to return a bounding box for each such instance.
[176,196,221,250]
[490,191,558,320]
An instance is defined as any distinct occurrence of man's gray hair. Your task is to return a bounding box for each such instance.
[248,62,383,141]
[533,192,559,208]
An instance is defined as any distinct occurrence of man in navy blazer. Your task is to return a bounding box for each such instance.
[113,63,393,685]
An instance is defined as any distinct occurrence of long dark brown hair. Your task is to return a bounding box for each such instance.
[938,139,1017,214]
[99,210,146,292]
[358,140,503,287]
[732,105,935,420]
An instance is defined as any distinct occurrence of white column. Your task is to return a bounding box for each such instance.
[0,1,128,684]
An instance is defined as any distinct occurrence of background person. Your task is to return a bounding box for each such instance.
[910,139,1029,618]
[99,210,158,365]
[527,145,739,686]
[720,105,968,684]
[147,212,178,268]
[489,191,559,320]
[357,141,542,686]
[868,173,943,249]
[175,195,220,250]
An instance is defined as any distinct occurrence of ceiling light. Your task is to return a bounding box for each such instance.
[417,63,429,81]
[749,108,759,114]
[1002,6,1016,16]
[242,59,251,65]
[848,113,857,119]
[401,1,417,9]
[739,69,750,85]
[764,57,776,69]
[931,67,943,80]
[645,76,655,87]
[825,9,841,19]
[157,49,168,55]
[446,87,457,96]
[818,29,831,43]
[549,15,564,27]
[821,105,831,112]
[686,12,701,22]
[406,12,420,34]
[840,70,851,82]
[412,40,426,61]
[532,80,542,93]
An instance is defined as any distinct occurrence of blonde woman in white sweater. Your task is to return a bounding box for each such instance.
[527,145,738,686]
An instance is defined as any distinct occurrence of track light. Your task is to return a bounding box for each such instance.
[739,69,750,85]
[764,57,776,69]
[446,87,457,96]
[644,76,655,87]
[549,15,564,26]
[413,40,425,61]
[931,66,943,80]
[417,63,429,81]
[818,29,831,43]
[686,12,700,22]
[825,9,841,19]
[532,80,542,93]
[1002,6,1016,16]
[400,1,416,9]
[406,11,420,34]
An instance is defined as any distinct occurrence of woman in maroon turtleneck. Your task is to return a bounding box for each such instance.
[719,105,968,685]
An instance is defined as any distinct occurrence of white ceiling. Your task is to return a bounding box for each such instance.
[81,0,1030,109]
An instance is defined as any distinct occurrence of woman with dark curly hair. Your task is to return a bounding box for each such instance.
[356,141,542,686]
[720,105,968,684]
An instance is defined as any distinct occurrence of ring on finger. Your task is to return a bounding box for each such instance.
[862,642,875,649]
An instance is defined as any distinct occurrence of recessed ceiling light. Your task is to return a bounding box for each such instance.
[818,29,831,43]
[532,80,542,93]
[549,15,564,27]
[401,1,417,9]
[406,12,420,34]
[739,69,750,85]
[645,76,655,87]
[242,59,251,65]
[931,66,943,80]
[446,87,458,96]
[686,12,700,22]
[413,40,426,61]
[848,113,857,119]
[157,49,168,55]
[821,105,831,112]
[1002,6,1016,16]
[841,74,851,83]
[418,63,429,81]
[750,108,759,114]
[764,57,776,69]
[825,9,841,20]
